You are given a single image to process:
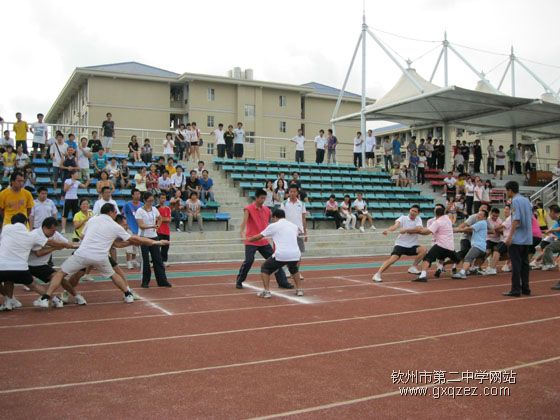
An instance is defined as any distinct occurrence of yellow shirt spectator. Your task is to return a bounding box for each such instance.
[72,209,93,240]
[0,187,34,225]
[2,152,16,167]
[165,164,177,176]
[13,121,28,141]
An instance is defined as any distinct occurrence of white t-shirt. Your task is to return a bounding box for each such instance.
[159,176,172,190]
[163,139,174,154]
[454,154,464,166]
[314,135,326,150]
[75,214,131,261]
[474,185,484,202]
[0,224,48,270]
[353,199,367,212]
[496,151,506,166]
[29,229,68,266]
[418,156,427,168]
[136,206,161,238]
[93,198,120,215]
[170,173,185,188]
[106,162,120,178]
[31,122,48,145]
[233,128,245,144]
[281,199,306,230]
[261,219,301,262]
[64,179,80,200]
[487,145,495,159]
[1,137,15,147]
[444,177,456,188]
[50,142,68,168]
[365,136,376,152]
[353,137,364,153]
[292,135,305,151]
[15,153,29,168]
[395,215,423,248]
[77,146,91,169]
[213,129,225,145]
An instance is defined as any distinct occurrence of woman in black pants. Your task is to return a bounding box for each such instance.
[135,192,171,288]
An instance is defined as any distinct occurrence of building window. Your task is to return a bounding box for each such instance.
[244,104,255,118]
[280,146,286,159]
[546,145,550,154]
[279,121,287,133]
[279,95,287,107]
[207,88,215,101]
[247,131,255,144]
[207,142,214,155]
[207,115,215,127]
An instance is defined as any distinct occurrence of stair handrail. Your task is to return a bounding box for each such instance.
[530,177,559,207]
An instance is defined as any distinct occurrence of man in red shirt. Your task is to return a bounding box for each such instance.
[235,189,293,289]
[157,194,172,266]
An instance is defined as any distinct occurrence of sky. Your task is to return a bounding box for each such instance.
[2,0,560,126]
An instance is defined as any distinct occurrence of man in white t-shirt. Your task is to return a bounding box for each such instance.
[37,202,168,307]
[30,113,49,159]
[233,122,245,159]
[314,129,327,164]
[49,132,68,190]
[291,129,305,163]
[76,137,92,181]
[443,173,457,200]
[213,123,226,158]
[248,208,303,299]
[365,129,376,167]
[372,205,427,282]
[353,131,364,168]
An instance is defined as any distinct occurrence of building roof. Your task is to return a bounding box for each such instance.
[301,82,361,99]
[81,62,179,78]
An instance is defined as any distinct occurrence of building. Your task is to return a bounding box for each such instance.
[46,62,373,162]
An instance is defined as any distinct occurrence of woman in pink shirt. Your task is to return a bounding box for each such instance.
[324,194,344,230]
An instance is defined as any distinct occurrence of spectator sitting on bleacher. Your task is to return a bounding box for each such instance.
[61,147,79,184]
[23,165,36,192]
[65,133,78,150]
[443,172,457,200]
[159,170,172,199]
[105,157,120,180]
[273,172,286,189]
[288,171,308,202]
[96,170,115,196]
[134,166,148,193]
[156,157,166,175]
[93,186,119,215]
[170,189,186,231]
[1,130,15,154]
[165,157,177,176]
[92,148,107,178]
[147,164,160,195]
[455,196,467,221]
[273,179,286,206]
[186,169,200,198]
[390,164,399,186]
[2,145,16,177]
[77,137,92,183]
[186,191,204,233]
[199,170,214,203]
[141,138,153,164]
[195,160,205,178]
[29,186,58,229]
[454,151,465,173]
[50,133,68,191]
[170,165,186,195]
[15,145,29,169]
[119,158,131,189]
[87,131,102,153]
[340,195,357,230]
[353,192,376,232]
[325,194,345,230]
[128,135,141,163]
[399,165,410,187]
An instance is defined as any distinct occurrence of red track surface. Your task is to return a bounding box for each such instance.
[1,256,559,419]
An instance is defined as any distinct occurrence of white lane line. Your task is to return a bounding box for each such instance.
[376,285,419,294]
[1,293,558,355]
[240,282,316,305]
[1,316,559,394]
[334,276,371,284]
[336,275,419,293]
[134,291,173,316]
[250,355,560,419]
[1,278,557,330]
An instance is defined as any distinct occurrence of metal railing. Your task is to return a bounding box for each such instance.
[530,177,559,207]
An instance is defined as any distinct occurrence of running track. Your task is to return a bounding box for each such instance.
[1,256,559,418]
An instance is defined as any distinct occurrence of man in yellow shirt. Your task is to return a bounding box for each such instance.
[13,112,29,154]
[2,145,16,177]
[0,172,34,226]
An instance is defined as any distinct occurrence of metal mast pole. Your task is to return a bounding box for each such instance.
[443,31,449,87]
[360,11,367,166]
[510,46,516,96]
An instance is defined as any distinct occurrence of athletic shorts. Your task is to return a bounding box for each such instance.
[365,152,375,159]
[424,245,458,264]
[486,241,500,252]
[496,165,505,171]
[464,247,486,263]
[261,257,299,275]
[61,254,115,278]
[529,236,541,254]
[0,270,34,285]
[496,242,509,256]
[32,142,45,150]
[234,143,244,158]
[62,198,79,218]
[297,236,305,253]
[29,265,55,283]
[391,245,419,257]
[102,137,114,149]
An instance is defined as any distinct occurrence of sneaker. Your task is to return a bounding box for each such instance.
[529,261,541,269]
[124,293,134,303]
[359,226,365,233]
[338,227,345,231]
[127,261,134,269]
[452,272,467,279]
[413,276,427,282]
[542,264,557,271]
[296,289,304,297]
[484,268,497,275]
[176,228,181,232]
[82,274,95,282]
[1,298,13,311]
[434,268,443,278]
[407,266,420,275]
[131,290,141,300]
[52,296,64,308]
[164,262,171,267]
[501,265,511,272]
[33,297,50,308]
[74,294,87,305]
[9,297,22,308]
[257,290,272,299]
[61,290,70,303]
[370,225,377,230]
[372,272,382,283]
[0,304,11,311]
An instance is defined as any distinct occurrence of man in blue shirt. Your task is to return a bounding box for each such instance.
[198,170,214,203]
[65,133,78,150]
[542,205,560,289]
[452,210,489,279]
[122,189,143,269]
[503,181,533,296]
[392,136,402,164]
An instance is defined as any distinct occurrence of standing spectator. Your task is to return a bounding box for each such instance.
[233,122,245,159]
[524,145,534,175]
[188,123,201,162]
[141,138,153,164]
[417,150,427,184]
[473,139,482,173]
[514,144,523,174]
[134,166,148,193]
[409,151,419,184]
[87,131,103,153]
[482,180,492,208]
[454,151,465,174]
[156,194,171,266]
[273,171,286,189]
[406,136,417,161]
[186,191,204,232]
[170,165,186,195]
[340,195,357,229]
[552,160,560,181]
[199,170,215,203]
[92,148,108,178]
[326,128,338,164]
[135,192,171,288]
[506,144,516,175]
[418,138,426,157]
[392,136,401,165]
[1,130,15,154]
[291,129,305,163]
[425,137,435,169]
[487,139,495,174]
[224,125,235,159]
[352,192,376,232]
[2,145,16,177]
[0,172,34,225]
[460,140,470,169]
[29,187,58,229]
[76,137,92,183]
[383,137,393,171]
[213,123,226,158]
[464,176,475,215]
[365,129,376,167]
[128,135,141,162]
[186,169,201,198]
[23,165,36,192]
[49,133,68,191]
[170,189,186,231]
[65,133,78,150]
[503,181,533,296]
[174,123,188,161]
[163,132,174,160]
[495,145,506,180]
[61,171,89,231]
[325,195,344,230]
[353,131,364,168]
[314,129,326,164]
[13,112,28,154]
[473,177,484,213]
[435,138,445,170]
[101,112,115,154]
[30,113,48,160]
[122,189,143,268]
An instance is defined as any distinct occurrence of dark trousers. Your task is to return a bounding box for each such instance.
[384,155,393,172]
[225,140,233,159]
[514,161,522,174]
[16,140,27,154]
[473,201,482,214]
[158,234,170,262]
[326,210,344,228]
[295,150,304,163]
[140,243,168,286]
[217,144,226,158]
[474,158,481,173]
[353,152,362,168]
[508,244,530,293]
[236,244,289,286]
[466,196,474,215]
[417,167,425,184]
[487,158,494,174]
[315,149,325,164]
[436,155,445,170]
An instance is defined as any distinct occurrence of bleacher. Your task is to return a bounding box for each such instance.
[213,158,435,228]
[11,155,231,230]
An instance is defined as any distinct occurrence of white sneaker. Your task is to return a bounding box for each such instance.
[1,298,13,311]
[164,262,171,267]
[9,297,22,308]
[124,293,135,303]
[529,262,542,270]
[501,265,511,272]
[127,261,134,269]
[61,290,70,303]
[542,264,557,271]
[359,226,365,233]
[370,225,377,230]
[484,268,497,275]
[52,296,64,308]
[257,290,272,299]
[82,274,95,282]
[407,266,421,275]
[372,272,382,283]
[296,289,304,296]
[74,294,87,305]
[33,297,50,308]
[338,227,345,230]
[131,290,141,300]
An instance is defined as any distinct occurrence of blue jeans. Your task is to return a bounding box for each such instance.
[236,244,289,286]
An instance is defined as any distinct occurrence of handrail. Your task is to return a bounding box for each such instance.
[530,177,559,207]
